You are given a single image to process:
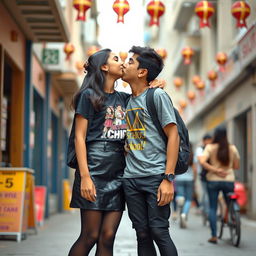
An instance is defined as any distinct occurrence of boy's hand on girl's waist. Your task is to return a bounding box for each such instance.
[157,180,174,206]
[215,168,228,178]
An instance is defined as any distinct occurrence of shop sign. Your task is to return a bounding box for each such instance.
[0,168,36,241]
[42,49,59,65]
[238,24,256,69]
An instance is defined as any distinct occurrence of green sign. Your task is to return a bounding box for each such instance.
[42,49,59,65]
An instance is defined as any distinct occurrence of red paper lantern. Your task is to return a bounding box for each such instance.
[194,1,215,28]
[64,43,75,60]
[196,80,205,91]
[76,61,84,74]
[119,51,128,62]
[87,46,100,57]
[207,70,218,87]
[231,1,251,28]
[73,0,92,21]
[178,107,183,115]
[156,48,167,60]
[113,0,130,23]
[179,99,187,109]
[182,47,194,65]
[147,1,165,27]
[173,77,183,89]
[187,90,196,102]
[192,75,201,86]
[216,52,228,72]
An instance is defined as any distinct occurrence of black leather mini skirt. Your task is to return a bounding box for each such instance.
[70,141,126,211]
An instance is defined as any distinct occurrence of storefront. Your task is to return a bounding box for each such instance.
[0,0,71,217]
[0,3,26,167]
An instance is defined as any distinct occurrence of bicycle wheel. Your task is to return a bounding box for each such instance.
[218,217,224,239]
[228,201,241,247]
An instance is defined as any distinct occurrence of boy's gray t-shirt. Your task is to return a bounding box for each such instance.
[124,88,177,178]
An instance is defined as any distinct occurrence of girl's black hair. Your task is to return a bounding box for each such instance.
[212,125,230,166]
[73,48,111,111]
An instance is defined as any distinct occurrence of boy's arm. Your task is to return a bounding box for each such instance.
[163,123,179,176]
[157,123,179,206]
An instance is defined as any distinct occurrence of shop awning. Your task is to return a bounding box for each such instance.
[2,0,69,42]
[52,72,79,105]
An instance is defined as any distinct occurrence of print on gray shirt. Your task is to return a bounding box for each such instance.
[124,88,177,178]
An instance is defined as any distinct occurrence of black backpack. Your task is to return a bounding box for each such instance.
[146,88,190,175]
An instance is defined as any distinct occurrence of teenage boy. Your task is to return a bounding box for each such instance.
[122,46,179,256]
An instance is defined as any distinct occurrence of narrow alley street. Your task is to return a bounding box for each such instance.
[1,208,256,256]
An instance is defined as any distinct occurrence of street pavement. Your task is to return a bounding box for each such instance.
[1,207,256,256]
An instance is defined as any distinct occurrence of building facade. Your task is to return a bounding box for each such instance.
[150,0,256,218]
[0,0,98,217]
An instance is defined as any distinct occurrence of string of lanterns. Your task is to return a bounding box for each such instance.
[68,0,252,102]
[71,0,251,29]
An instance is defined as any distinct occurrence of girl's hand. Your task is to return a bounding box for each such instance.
[80,176,97,202]
[149,79,166,89]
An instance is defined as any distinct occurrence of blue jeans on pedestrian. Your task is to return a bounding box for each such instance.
[175,180,194,215]
[201,180,209,215]
[207,181,234,237]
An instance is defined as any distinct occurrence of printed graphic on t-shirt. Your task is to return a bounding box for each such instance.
[126,108,146,150]
[101,105,127,139]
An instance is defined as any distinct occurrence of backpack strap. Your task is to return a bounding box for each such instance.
[146,88,167,144]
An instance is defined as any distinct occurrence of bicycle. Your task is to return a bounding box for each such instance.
[218,192,241,247]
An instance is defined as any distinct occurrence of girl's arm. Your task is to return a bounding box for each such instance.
[75,114,96,202]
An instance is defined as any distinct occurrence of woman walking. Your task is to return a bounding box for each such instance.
[199,126,240,244]
[175,143,197,228]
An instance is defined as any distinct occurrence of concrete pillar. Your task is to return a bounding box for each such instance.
[217,0,233,52]
[24,40,33,167]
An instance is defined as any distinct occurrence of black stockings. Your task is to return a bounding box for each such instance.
[68,209,123,256]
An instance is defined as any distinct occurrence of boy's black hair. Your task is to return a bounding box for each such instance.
[129,46,164,83]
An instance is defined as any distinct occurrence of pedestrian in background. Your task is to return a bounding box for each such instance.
[194,134,212,221]
[175,143,197,228]
[199,126,240,244]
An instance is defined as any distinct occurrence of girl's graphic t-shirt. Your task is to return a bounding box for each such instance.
[74,88,129,143]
